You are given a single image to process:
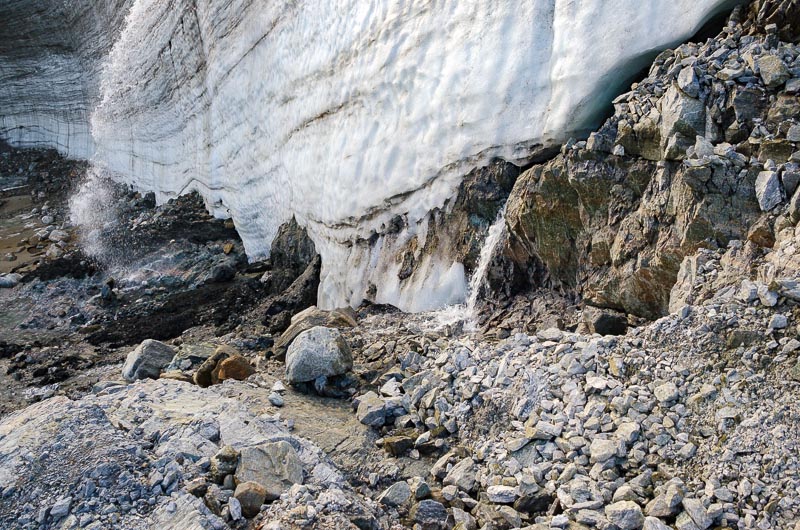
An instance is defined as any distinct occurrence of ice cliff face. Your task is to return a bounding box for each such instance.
[0,1,129,158]
[0,0,738,310]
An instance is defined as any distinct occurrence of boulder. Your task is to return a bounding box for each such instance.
[654,382,679,403]
[589,438,619,463]
[787,125,800,143]
[193,345,236,387]
[285,326,353,384]
[677,66,699,97]
[213,354,255,382]
[383,435,414,457]
[443,457,477,492]
[486,485,518,504]
[121,339,176,382]
[165,342,216,372]
[210,445,239,484]
[0,273,22,288]
[235,441,303,500]
[747,217,775,248]
[355,391,386,427]
[643,517,671,530]
[782,163,800,196]
[228,496,243,520]
[273,306,357,359]
[411,500,448,528]
[48,229,70,243]
[681,498,712,529]
[234,481,267,518]
[660,84,705,157]
[50,497,72,520]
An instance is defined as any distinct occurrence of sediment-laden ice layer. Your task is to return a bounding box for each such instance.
[0,0,129,158]
[0,0,737,310]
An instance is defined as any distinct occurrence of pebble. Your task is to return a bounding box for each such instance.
[268,392,285,407]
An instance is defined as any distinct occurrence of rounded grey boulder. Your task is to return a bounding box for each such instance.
[285,326,353,384]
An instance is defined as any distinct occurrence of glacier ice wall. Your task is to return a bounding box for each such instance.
[0,0,738,310]
[0,0,130,158]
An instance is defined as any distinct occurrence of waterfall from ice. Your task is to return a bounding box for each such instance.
[433,206,507,332]
[465,206,507,318]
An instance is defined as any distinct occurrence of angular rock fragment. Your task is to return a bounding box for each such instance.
[122,339,176,382]
[605,500,645,530]
[355,391,386,427]
[378,481,411,507]
[755,171,783,211]
[235,441,303,500]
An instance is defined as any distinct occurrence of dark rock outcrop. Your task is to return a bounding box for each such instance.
[500,2,799,319]
[266,217,317,293]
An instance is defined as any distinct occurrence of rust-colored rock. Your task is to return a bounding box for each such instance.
[193,345,235,387]
[214,354,255,382]
[234,481,267,518]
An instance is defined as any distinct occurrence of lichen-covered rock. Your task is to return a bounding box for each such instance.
[210,445,239,484]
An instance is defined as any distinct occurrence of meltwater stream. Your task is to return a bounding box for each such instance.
[432,206,508,332]
[465,206,508,320]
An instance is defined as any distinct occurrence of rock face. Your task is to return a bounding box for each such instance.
[0,0,739,311]
[0,0,130,159]
[266,217,318,294]
[503,146,760,318]
[121,339,176,381]
[500,4,798,319]
[285,327,353,384]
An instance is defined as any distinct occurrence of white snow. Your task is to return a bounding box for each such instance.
[2,0,737,310]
